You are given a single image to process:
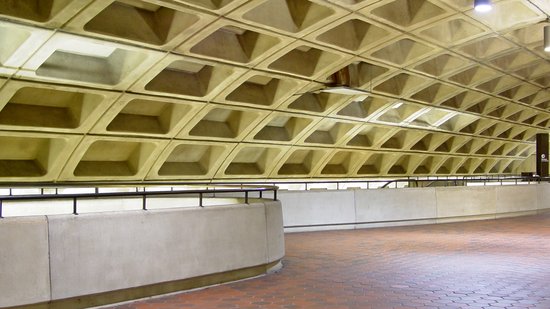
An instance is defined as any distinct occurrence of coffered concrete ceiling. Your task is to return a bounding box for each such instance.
[0,0,549,183]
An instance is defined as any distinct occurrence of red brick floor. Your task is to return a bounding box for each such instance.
[108,214,550,309]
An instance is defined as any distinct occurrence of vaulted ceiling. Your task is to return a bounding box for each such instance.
[0,0,549,183]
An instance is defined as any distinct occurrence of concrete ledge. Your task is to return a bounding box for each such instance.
[495,210,538,219]
[356,219,437,229]
[286,224,357,233]
[0,200,284,308]
[280,184,550,232]
[436,214,497,224]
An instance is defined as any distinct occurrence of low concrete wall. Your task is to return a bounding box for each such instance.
[0,200,284,308]
[435,186,497,222]
[0,217,50,307]
[356,187,437,223]
[281,190,355,228]
[280,184,550,232]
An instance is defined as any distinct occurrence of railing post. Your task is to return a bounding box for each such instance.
[199,192,203,207]
[73,197,78,215]
[274,189,277,201]
[0,199,3,218]
[259,190,263,199]
[245,191,249,204]
[142,194,147,211]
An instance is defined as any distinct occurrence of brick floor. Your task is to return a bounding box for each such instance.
[108,213,550,309]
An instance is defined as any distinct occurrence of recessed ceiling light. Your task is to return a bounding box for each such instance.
[474,0,492,12]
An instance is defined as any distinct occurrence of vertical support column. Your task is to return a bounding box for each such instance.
[536,133,549,177]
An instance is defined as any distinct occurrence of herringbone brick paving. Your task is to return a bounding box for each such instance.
[109,213,550,308]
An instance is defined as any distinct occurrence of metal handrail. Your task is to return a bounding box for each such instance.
[377,175,546,188]
[0,175,541,194]
[1,175,546,218]
[0,174,525,189]
[0,185,278,218]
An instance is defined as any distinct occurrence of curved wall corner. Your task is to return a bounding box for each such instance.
[264,200,285,264]
[280,184,550,232]
[0,200,284,308]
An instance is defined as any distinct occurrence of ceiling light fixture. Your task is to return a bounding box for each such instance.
[319,64,370,96]
[474,0,492,12]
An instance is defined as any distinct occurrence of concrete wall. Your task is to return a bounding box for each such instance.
[280,184,550,232]
[0,200,283,308]
[281,190,355,228]
[435,186,497,222]
[0,217,50,307]
[356,187,437,223]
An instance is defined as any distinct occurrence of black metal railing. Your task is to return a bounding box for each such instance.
[1,174,547,218]
[238,175,541,190]
[378,176,523,189]
[0,174,538,194]
[0,185,278,218]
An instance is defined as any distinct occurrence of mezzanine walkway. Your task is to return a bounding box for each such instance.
[108,213,550,309]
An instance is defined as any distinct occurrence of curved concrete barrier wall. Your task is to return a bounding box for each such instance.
[0,200,284,308]
[280,184,550,232]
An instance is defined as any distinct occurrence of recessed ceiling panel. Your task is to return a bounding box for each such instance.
[0,0,544,183]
